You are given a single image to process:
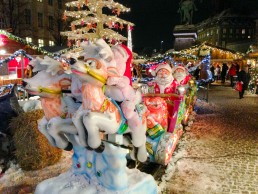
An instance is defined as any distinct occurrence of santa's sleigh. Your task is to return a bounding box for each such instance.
[142,82,197,165]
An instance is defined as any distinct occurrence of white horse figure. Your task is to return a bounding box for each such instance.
[71,40,147,162]
[24,57,81,150]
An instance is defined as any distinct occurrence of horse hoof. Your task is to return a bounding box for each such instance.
[86,146,94,151]
[94,143,105,153]
[64,142,73,151]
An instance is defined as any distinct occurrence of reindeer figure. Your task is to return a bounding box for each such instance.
[71,39,148,162]
[24,56,81,150]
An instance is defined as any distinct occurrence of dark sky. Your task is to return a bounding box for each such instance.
[117,0,258,53]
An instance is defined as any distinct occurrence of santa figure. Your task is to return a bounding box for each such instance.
[172,65,191,86]
[150,63,177,94]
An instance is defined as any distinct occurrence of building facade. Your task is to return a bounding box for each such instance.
[196,9,257,53]
[0,0,69,48]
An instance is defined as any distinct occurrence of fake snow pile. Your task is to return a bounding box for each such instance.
[0,151,72,193]
[158,99,224,194]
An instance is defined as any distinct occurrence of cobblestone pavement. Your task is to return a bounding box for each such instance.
[161,84,258,194]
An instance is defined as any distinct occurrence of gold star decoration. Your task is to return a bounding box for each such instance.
[86,23,92,29]
[62,14,67,21]
[119,24,124,30]
[71,24,76,31]
[108,21,113,28]
[116,8,121,16]
[77,3,81,9]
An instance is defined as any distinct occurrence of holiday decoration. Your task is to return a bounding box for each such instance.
[27,39,157,194]
[61,0,134,44]
[24,57,80,151]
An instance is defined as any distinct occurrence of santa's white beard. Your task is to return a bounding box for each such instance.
[174,73,186,83]
[155,75,173,93]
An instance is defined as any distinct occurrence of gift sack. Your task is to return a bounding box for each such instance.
[235,81,243,92]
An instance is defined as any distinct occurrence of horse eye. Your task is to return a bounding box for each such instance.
[69,58,77,65]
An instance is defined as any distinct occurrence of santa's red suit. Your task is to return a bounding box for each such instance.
[149,63,179,121]
[173,74,191,87]
[153,81,177,94]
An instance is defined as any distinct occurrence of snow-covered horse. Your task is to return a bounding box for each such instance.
[24,57,80,150]
[71,41,147,162]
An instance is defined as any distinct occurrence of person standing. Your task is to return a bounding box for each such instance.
[214,65,221,82]
[228,64,237,87]
[24,65,33,78]
[221,63,228,83]
[237,66,250,99]
[210,65,215,80]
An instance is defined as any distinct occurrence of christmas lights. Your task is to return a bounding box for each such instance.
[0,50,33,67]
[61,0,134,44]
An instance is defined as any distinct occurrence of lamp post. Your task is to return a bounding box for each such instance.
[160,40,164,53]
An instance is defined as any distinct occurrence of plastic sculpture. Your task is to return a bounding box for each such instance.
[26,39,157,194]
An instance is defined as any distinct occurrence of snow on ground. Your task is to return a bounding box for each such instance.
[158,99,223,194]
[0,151,72,193]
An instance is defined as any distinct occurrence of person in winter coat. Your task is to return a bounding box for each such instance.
[214,65,221,81]
[237,66,251,99]
[221,63,228,83]
[228,64,237,87]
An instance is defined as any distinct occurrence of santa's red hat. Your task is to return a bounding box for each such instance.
[172,65,187,73]
[151,63,172,76]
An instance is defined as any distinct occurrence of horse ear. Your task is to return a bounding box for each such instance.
[96,60,102,69]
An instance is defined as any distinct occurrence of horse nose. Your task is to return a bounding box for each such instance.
[22,80,28,87]
[69,58,77,65]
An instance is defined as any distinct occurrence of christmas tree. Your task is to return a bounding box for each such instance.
[248,65,258,94]
[60,0,134,46]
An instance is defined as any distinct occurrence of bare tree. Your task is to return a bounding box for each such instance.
[0,0,28,34]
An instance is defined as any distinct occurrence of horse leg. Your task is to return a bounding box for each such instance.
[83,112,120,149]
[72,105,89,147]
[47,117,78,151]
[38,117,56,147]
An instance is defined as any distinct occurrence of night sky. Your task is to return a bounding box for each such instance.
[117,0,258,53]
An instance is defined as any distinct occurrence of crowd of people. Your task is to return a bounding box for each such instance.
[209,61,251,99]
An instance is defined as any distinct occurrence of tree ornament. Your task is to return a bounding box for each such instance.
[119,24,124,30]
[114,23,119,30]
[71,24,76,31]
[62,14,67,21]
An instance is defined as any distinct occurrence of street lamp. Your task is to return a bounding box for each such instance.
[160,40,164,53]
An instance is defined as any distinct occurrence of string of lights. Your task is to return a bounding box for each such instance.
[0,50,33,67]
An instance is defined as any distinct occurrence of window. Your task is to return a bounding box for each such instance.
[24,9,31,25]
[236,29,240,34]
[48,0,53,5]
[38,13,43,27]
[230,29,233,34]
[58,0,62,9]
[38,39,44,47]
[37,0,42,2]
[49,40,54,46]
[26,37,32,43]
[241,29,245,34]
[217,29,219,34]
[222,28,227,34]
[49,16,54,30]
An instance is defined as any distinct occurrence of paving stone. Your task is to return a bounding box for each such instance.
[161,85,258,194]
